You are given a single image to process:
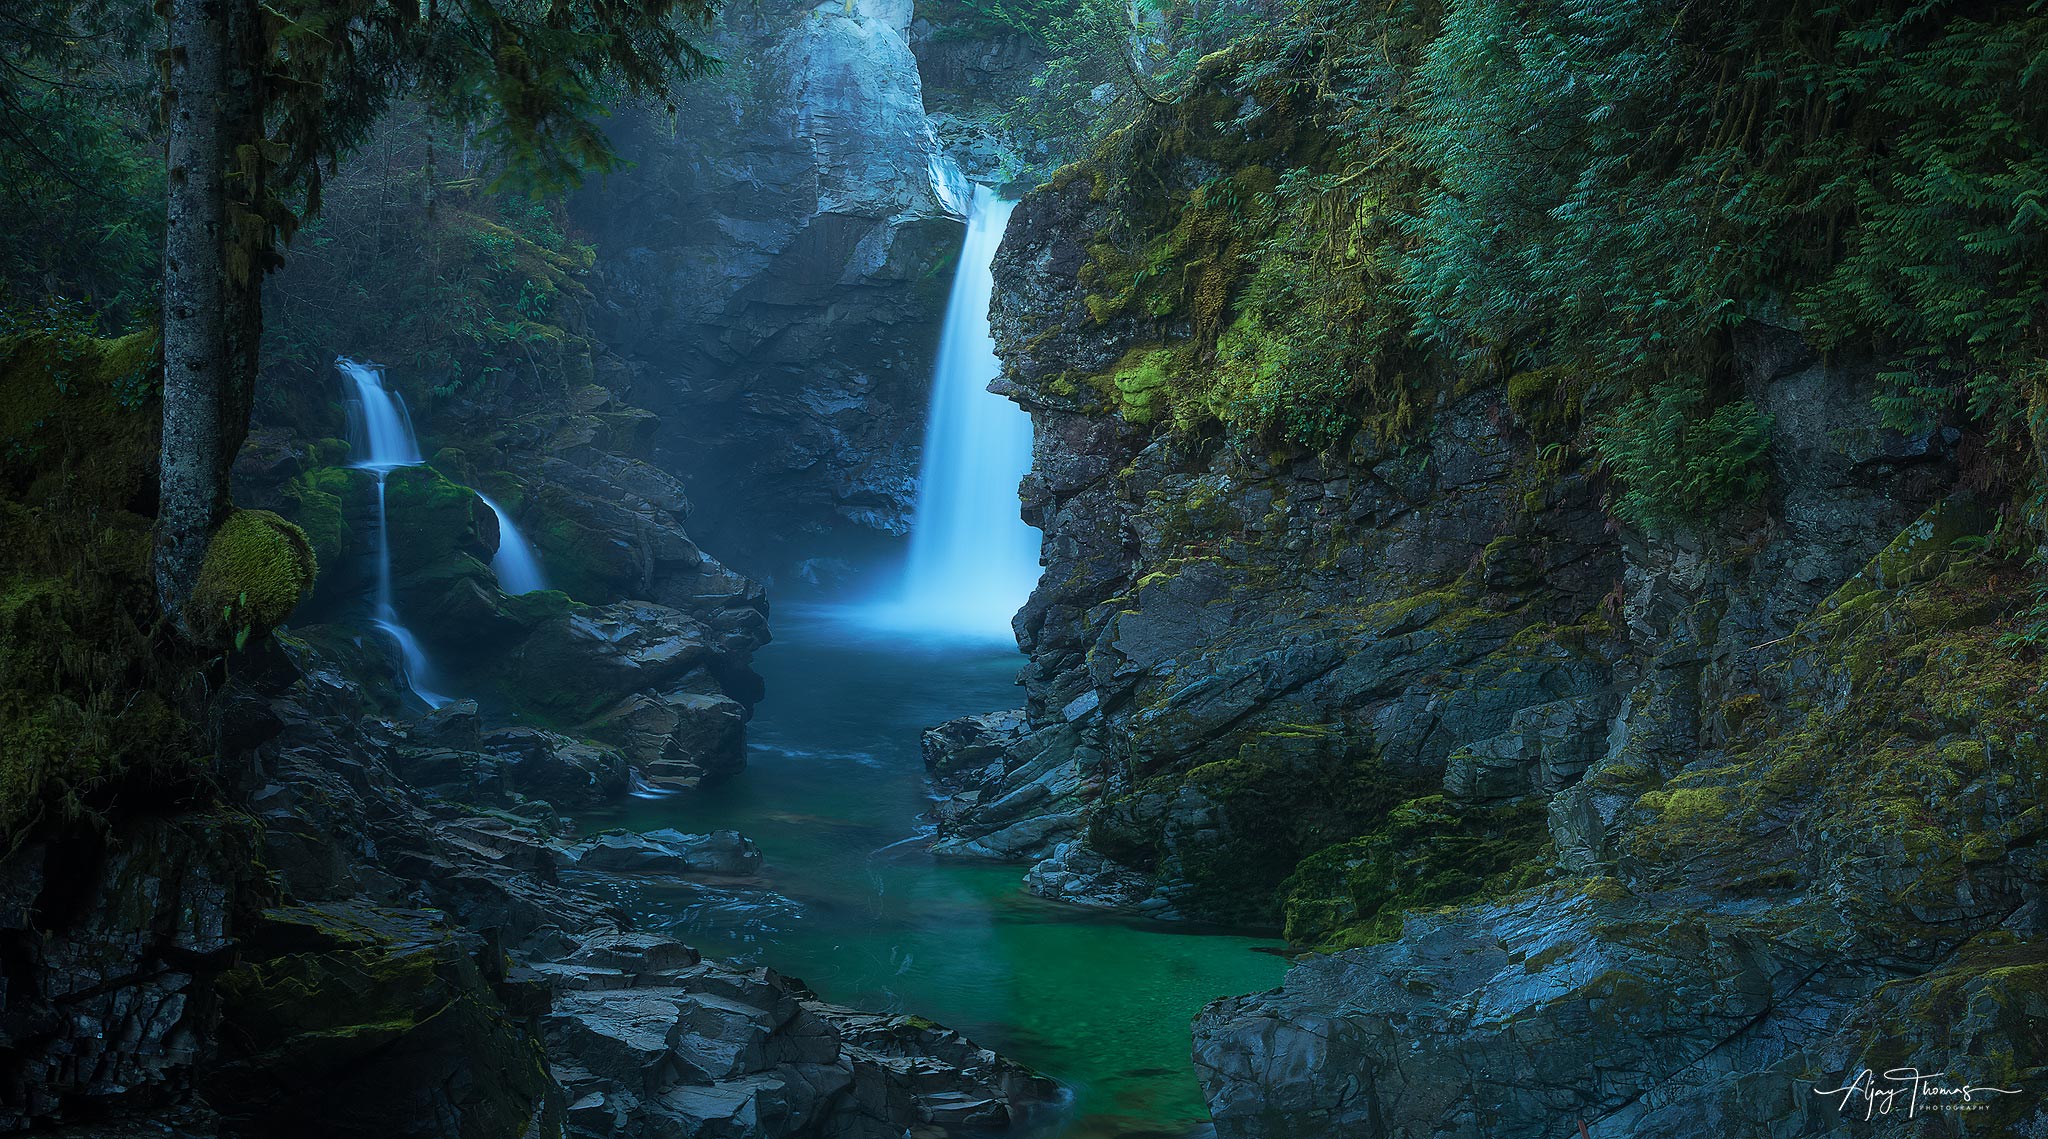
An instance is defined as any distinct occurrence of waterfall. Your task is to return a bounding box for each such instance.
[478,493,548,595]
[338,357,452,709]
[869,185,1038,641]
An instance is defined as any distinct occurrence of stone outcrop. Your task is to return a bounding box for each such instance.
[541,933,1056,1138]
[942,164,1629,924]
[239,346,770,791]
[907,2,1044,181]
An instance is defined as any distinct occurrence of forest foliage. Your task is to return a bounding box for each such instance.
[1061,0,2048,532]
[0,0,717,843]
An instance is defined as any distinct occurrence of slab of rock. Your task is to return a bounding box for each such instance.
[922,709,1027,784]
[486,726,633,808]
[557,829,763,877]
[541,933,1060,1139]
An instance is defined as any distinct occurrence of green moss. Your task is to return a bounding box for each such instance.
[214,905,562,1138]
[1053,54,1421,451]
[1505,365,1584,440]
[0,568,187,835]
[1622,506,2045,923]
[0,323,201,842]
[1640,786,1732,824]
[1,324,159,509]
[1280,794,1551,949]
[1098,344,1186,425]
[385,463,487,578]
[1127,725,1438,926]
[280,466,359,573]
[191,508,318,644]
[1829,940,2048,1130]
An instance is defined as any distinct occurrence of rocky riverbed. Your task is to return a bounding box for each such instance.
[0,615,1062,1137]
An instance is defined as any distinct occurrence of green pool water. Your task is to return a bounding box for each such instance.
[583,606,1290,1138]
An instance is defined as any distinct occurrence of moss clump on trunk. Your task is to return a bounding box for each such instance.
[190,507,317,645]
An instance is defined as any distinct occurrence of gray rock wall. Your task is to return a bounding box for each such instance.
[574,0,970,585]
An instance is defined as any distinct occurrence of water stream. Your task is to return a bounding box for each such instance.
[587,608,1290,1138]
[478,492,549,595]
[865,185,1039,642]
[338,357,452,709]
[580,191,1284,1136]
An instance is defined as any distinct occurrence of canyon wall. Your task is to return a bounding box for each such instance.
[926,48,2048,1139]
[571,0,962,585]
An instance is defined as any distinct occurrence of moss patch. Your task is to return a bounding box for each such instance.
[1118,725,1439,925]
[0,323,202,842]
[191,508,318,645]
[1281,794,1551,949]
[211,905,563,1139]
[1622,501,2046,935]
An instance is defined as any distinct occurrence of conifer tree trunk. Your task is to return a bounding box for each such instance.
[157,0,264,634]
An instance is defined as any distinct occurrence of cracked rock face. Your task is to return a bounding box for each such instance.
[0,818,254,1131]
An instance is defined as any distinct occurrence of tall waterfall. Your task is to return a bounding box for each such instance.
[875,185,1038,641]
[478,493,548,595]
[338,357,452,709]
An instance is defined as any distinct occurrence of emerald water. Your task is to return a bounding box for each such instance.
[584,607,1289,1137]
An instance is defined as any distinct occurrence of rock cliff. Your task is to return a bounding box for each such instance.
[933,41,2048,1139]
[571,0,967,584]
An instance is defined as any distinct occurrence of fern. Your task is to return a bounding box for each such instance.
[1594,381,1775,530]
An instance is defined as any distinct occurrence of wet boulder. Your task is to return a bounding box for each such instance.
[921,708,1028,786]
[484,727,632,809]
[583,687,749,786]
[509,602,717,723]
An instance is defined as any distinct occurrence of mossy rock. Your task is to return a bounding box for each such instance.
[208,905,563,1139]
[386,463,491,575]
[1281,793,1551,949]
[279,465,363,574]
[191,508,318,644]
[0,326,159,510]
[1130,725,1438,925]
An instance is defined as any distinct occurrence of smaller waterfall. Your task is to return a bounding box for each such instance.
[478,493,548,595]
[338,357,451,709]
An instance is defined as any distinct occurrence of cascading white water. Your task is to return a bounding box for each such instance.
[477,492,548,595]
[338,357,452,709]
[868,185,1038,641]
